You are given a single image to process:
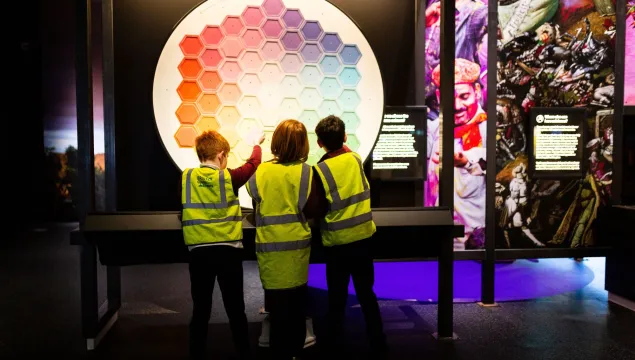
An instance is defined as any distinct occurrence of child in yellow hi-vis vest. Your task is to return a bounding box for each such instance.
[181,130,263,360]
[312,115,387,358]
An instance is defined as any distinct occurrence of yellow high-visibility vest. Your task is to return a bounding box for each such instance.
[314,152,376,247]
[246,161,312,290]
[181,167,242,246]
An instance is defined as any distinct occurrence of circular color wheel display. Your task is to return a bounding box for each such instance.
[153,0,384,208]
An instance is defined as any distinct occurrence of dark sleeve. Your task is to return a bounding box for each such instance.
[303,168,328,219]
[228,145,262,195]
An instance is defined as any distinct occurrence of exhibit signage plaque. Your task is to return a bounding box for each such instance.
[371,106,426,180]
[528,107,586,178]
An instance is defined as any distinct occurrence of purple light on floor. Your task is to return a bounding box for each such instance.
[307,259,596,303]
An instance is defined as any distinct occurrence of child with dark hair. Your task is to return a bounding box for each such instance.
[312,115,387,358]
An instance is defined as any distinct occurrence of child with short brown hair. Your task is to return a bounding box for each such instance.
[182,129,264,360]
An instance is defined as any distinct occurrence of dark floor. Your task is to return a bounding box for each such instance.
[1,223,634,360]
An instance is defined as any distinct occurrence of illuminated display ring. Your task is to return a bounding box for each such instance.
[153,0,384,208]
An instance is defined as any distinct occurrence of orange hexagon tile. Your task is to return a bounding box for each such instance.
[177,80,202,102]
[196,93,221,114]
[180,35,204,57]
[176,103,200,124]
[175,126,198,147]
[195,116,221,134]
[198,71,223,92]
[178,58,203,79]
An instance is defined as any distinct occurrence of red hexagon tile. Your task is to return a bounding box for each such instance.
[178,58,203,79]
[180,35,204,57]
[200,49,224,68]
[200,26,224,46]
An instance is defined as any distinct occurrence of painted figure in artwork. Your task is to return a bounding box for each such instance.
[427,58,487,250]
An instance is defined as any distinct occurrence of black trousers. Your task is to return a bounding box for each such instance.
[264,284,307,360]
[325,239,386,351]
[189,246,251,360]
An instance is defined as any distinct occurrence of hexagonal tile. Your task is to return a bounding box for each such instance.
[242,6,265,27]
[196,93,221,114]
[178,58,203,79]
[200,26,224,47]
[258,84,283,111]
[260,63,284,83]
[280,75,302,98]
[235,141,254,160]
[301,20,323,41]
[260,108,280,128]
[340,112,361,133]
[319,77,342,99]
[338,67,361,87]
[282,9,304,29]
[300,65,323,86]
[318,100,342,118]
[195,116,220,133]
[239,51,264,71]
[221,16,245,36]
[280,53,303,73]
[180,35,204,57]
[319,55,342,75]
[178,80,202,102]
[237,96,262,118]
[320,32,343,53]
[337,89,361,111]
[227,152,240,169]
[262,0,285,17]
[278,98,302,120]
[219,126,240,147]
[261,41,284,61]
[241,29,264,49]
[218,83,243,104]
[176,103,201,125]
[175,126,198,147]
[198,71,222,92]
[281,31,303,51]
[346,134,360,151]
[299,88,322,109]
[200,49,223,68]
[339,44,362,65]
[218,106,242,127]
[237,118,264,141]
[261,19,284,39]
[300,43,322,63]
[239,73,262,94]
[219,61,242,82]
[299,110,320,132]
[220,37,245,58]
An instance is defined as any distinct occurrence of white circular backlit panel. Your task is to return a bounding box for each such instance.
[153,0,384,208]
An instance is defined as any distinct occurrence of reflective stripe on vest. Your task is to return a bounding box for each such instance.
[181,167,242,246]
[246,162,312,289]
[315,152,376,246]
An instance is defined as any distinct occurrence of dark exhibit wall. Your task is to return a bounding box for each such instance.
[495,0,616,249]
[626,1,635,105]
[113,0,416,211]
